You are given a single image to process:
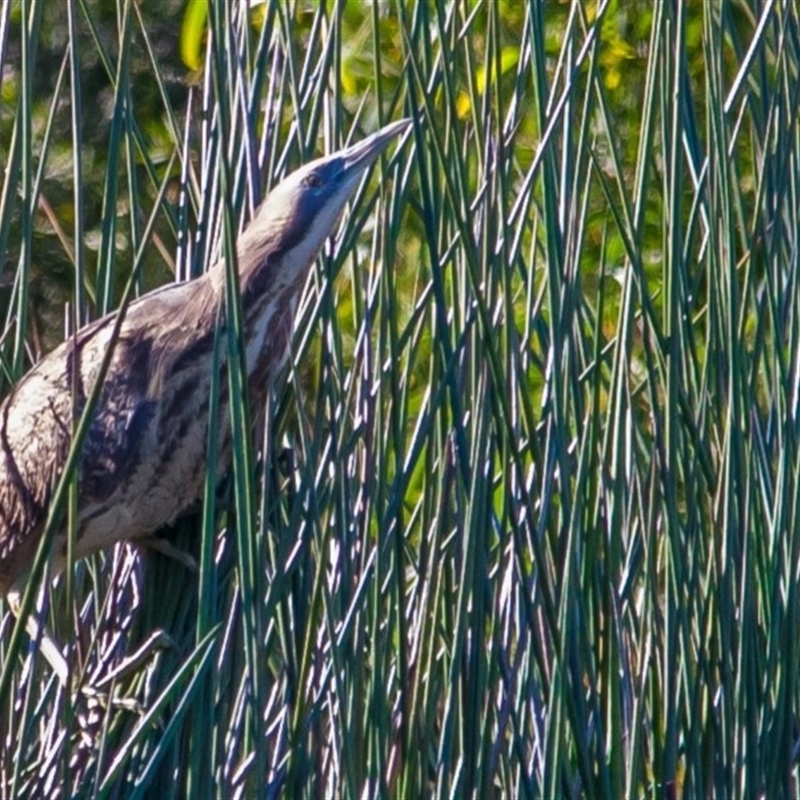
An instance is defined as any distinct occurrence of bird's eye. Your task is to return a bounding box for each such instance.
[303,173,322,188]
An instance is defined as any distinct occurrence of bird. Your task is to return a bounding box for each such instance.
[0,117,410,596]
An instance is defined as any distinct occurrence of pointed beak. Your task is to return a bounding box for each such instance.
[338,118,412,182]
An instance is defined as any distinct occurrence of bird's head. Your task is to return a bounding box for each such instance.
[237,118,411,293]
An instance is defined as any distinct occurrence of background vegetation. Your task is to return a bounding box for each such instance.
[0,0,798,796]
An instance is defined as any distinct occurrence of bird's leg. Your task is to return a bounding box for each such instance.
[6,547,176,703]
[6,583,69,686]
[136,536,199,572]
[88,629,175,697]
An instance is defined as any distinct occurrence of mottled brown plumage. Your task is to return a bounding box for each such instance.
[0,119,410,594]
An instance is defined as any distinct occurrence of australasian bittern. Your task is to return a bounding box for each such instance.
[0,118,410,595]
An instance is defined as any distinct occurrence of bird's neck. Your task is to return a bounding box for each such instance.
[206,242,313,386]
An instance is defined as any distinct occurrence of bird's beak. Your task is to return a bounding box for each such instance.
[338,118,412,181]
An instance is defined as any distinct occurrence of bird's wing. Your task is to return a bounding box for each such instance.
[0,351,73,576]
[0,277,211,591]
[0,318,149,583]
